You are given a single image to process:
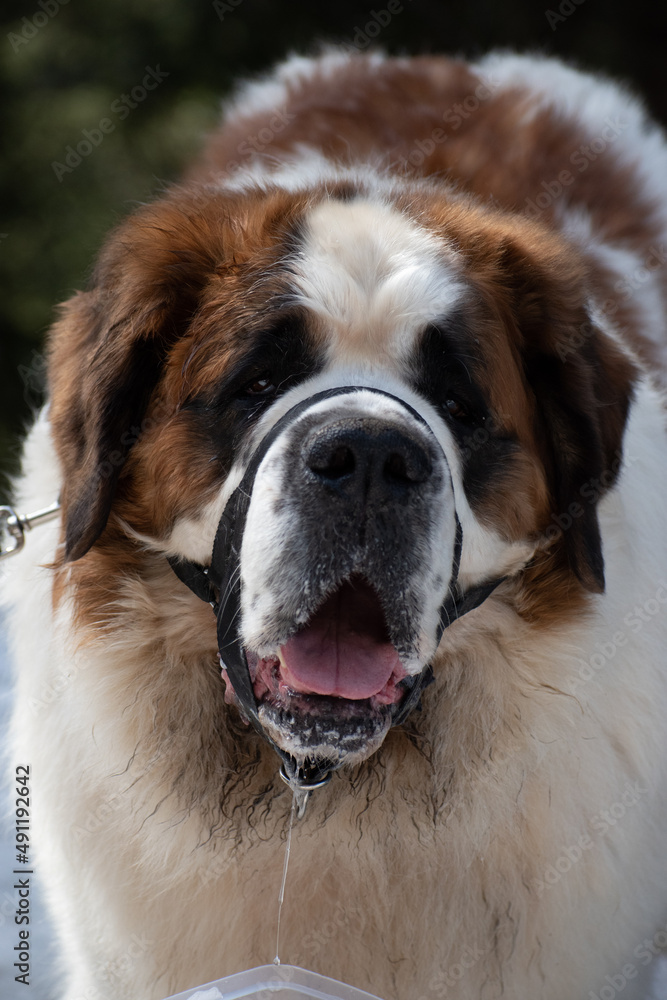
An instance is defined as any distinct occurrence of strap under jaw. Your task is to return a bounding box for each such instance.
[167,386,506,789]
[168,558,218,608]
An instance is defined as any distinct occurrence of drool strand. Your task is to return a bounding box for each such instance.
[273,789,298,965]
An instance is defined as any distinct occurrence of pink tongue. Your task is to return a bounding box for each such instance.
[278,580,403,700]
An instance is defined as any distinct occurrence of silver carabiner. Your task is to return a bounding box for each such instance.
[0,501,61,559]
[279,760,332,820]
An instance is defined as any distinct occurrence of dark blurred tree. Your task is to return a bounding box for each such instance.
[1,0,666,501]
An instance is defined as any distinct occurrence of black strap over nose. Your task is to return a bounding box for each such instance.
[168,386,506,786]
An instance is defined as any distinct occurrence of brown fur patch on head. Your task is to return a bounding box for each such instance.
[48,183,314,560]
[192,50,664,371]
[403,191,638,606]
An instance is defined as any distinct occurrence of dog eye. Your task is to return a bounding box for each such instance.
[244,376,276,397]
[444,398,469,420]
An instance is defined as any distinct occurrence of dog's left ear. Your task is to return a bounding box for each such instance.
[497,234,638,593]
[48,195,218,562]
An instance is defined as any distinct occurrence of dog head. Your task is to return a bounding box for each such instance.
[48,175,635,769]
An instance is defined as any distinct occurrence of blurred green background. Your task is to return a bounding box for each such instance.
[1,0,666,502]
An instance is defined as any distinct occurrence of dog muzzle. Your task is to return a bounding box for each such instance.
[168,386,503,791]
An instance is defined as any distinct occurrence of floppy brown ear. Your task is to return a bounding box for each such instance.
[524,327,635,592]
[47,194,217,561]
[498,235,637,592]
[49,293,169,562]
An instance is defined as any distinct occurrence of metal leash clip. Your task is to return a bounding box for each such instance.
[279,760,332,820]
[0,501,61,559]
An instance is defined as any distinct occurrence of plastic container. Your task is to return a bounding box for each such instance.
[162,964,384,1000]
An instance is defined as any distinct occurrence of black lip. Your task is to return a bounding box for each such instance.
[259,697,392,754]
[254,669,429,758]
[260,686,395,720]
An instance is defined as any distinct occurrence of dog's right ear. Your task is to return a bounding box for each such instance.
[47,193,219,562]
[49,291,172,562]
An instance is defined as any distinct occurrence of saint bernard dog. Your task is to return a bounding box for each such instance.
[5,48,667,1000]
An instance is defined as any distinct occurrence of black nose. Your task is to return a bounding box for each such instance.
[304,419,432,504]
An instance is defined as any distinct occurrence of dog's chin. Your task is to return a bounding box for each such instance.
[257,694,394,767]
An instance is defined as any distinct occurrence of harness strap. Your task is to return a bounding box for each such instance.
[167,386,506,787]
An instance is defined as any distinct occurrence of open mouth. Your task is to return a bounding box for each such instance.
[222,577,410,762]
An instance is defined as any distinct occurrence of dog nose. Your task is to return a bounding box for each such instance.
[304,419,432,503]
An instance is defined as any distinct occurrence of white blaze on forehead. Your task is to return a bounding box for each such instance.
[292,198,465,365]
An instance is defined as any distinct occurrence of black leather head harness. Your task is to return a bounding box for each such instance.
[168,386,504,791]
